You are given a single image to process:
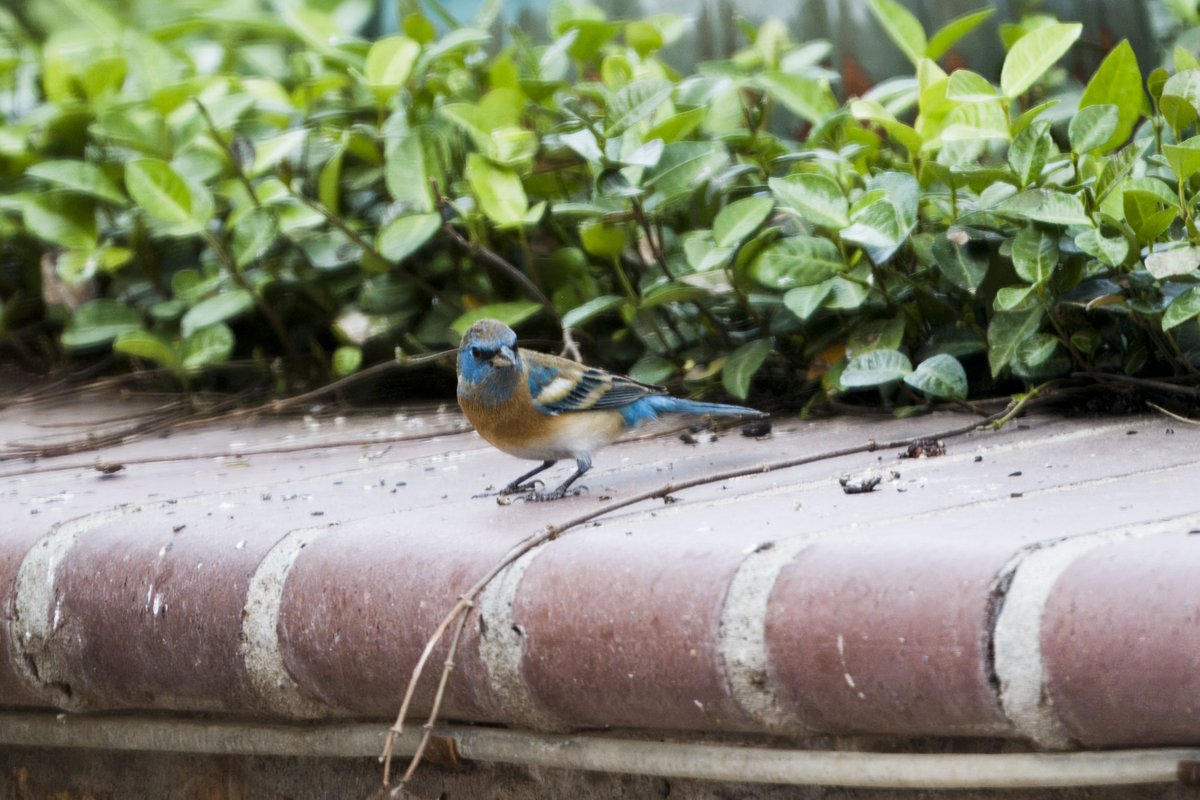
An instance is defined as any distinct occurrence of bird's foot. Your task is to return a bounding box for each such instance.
[523,484,588,502]
[500,479,544,496]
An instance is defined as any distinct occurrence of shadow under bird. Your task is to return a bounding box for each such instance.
[457,319,769,501]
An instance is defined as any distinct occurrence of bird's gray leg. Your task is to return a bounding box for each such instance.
[526,455,591,501]
[498,460,557,495]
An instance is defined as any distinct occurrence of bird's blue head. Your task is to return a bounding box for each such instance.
[457,319,521,397]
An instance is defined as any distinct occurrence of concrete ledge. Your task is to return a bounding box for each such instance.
[3,404,1200,754]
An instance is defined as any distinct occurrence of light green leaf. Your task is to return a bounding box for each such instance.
[926,8,995,61]
[1161,70,1200,133]
[181,322,235,371]
[1164,136,1200,183]
[450,301,542,338]
[640,282,708,308]
[843,200,908,264]
[23,193,97,250]
[1123,190,1177,244]
[61,299,142,351]
[113,329,181,371]
[932,231,989,291]
[377,213,441,264]
[364,36,420,99]
[994,284,1038,312]
[645,107,707,143]
[385,129,436,213]
[988,307,1045,377]
[332,345,363,377]
[250,129,309,177]
[232,207,279,268]
[995,189,1090,226]
[841,348,913,388]
[1145,246,1200,280]
[1000,22,1082,99]
[125,159,197,224]
[749,236,843,290]
[769,173,849,229]
[1007,121,1052,189]
[1068,104,1119,154]
[27,160,126,205]
[721,338,773,400]
[755,71,838,125]
[1011,224,1059,285]
[563,295,624,328]
[644,142,729,210]
[181,289,255,338]
[466,153,529,227]
[1164,287,1200,331]
[713,196,775,248]
[866,0,927,66]
[904,353,968,399]
[1077,40,1144,152]
[606,78,673,136]
[946,70,998,102]
[1074,228,1129,267]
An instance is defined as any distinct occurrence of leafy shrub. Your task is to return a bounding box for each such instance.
[3,0,1200,406]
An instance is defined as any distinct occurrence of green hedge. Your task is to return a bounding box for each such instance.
[3,0,1200,405]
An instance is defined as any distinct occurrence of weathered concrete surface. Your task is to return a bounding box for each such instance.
[2,390,1200,795]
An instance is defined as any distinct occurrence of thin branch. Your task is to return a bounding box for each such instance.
[193,99,260,210]
[380,393,1058,790]
[1071,371,1200,398]
[1146,400,1200,426]
[431,181,562,330]
[201,230,299,362]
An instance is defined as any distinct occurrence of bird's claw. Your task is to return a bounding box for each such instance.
[522,484,588,502]
[499,479,545,496]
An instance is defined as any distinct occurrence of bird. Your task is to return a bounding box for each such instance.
[456,318,768,501]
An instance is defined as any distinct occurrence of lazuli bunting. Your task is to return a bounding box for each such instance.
[457,319,768,501]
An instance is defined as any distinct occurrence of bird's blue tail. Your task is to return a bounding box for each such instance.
[619,395,767,426]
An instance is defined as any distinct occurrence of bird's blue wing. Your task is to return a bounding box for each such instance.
[525,351,666,415]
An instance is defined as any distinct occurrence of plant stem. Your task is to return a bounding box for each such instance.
[201,230,298,363]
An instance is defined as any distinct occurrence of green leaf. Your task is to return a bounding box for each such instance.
[113,329,181,371]
[1000,22,1082,99]
[23,193,97,250]
[181,322,235,371]
[364,36,420,100]
[232,207,279,269]
[563,295,624,328]
[1145,246,1200,280]
[61,299,143,351]
[865,0,926,66]
[840,348,913,388]
[606,78,673,136]
[466,153,531,227]
[1077,40,1144,152]
[749,236,843,290]
[843,199,908,264]
[180,289,255,338]
[1123,190,1177,244]
[1011,224,1059,285]
[1164,287,1200,331]
[932,231,989,291]
[385,129,436,213]
[644,107,706,143]
[579,220,627,259]
[27,160,126,205]
[755,71,838,125]
[995,189,1090,226]
[250,129,309,177]
[628,353,676,385]
[904,353,967,400]
[946,70,998,102]
[1095,138,1151,204]
[1161,70,1200,134]
[988,307,1045,377]
[1008,121,1052,188]
[783,281,834,320]
[1068,104,1119,154]
[712,196,774,248]
[1164,136,1200,183]
[769,173,849,229]
[926,8,994,61]
[644,142,730,210]
[125,158,197,224]
[721,338,773,400]
[640,282,708,308]
[332,345,363,377]
[1074,227,1129,267]
[450,301,542,338]
[377,213,441,264]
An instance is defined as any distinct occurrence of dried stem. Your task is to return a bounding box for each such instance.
[379,394,1053,790]
[431,181,562,331]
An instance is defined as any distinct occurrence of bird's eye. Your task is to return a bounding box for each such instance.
[470,345,492,360]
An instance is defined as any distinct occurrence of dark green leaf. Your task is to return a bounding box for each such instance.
[840,348,913,388]
[181,322,235,371]
[749,236,843,290]
[61,299,142,351]
[1164,287,1200,331]
[712,196,774,248]
[721,337,773,399]
[988,307,1045,377]
[451,301,541,338]
[181,289,255,337]
[932,231,989,291]
[1011,224,1059,285]
[377,213,441,264]
[903,353,967,399]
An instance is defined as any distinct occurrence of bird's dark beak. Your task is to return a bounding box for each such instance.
[490,345,516,368]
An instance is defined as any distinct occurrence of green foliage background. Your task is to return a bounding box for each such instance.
[5,0,1200,406]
